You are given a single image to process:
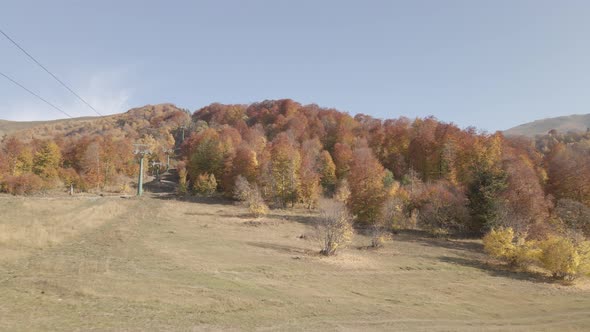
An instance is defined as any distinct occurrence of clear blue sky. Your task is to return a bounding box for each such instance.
[1,0,589,131]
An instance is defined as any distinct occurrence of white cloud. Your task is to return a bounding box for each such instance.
[77,68,133,117]
[0,67,134,121]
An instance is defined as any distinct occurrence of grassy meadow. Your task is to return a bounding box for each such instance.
[0,194,589,331]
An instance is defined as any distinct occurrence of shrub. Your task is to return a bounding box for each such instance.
[247,188,269,217]
[193,173,217,195]
[234,175,269,218]
[234,175,253,202]
[315,200,354,256]
[369,225,389,248]
[538,236,590,280]
[119,182,131,194]
[511,241,542,268]
[368,198,397,248]
[484,228,590,279]
[483,227,541,268]
[366,209,390,248]
[483,227,516,261]
[1,174,44,195]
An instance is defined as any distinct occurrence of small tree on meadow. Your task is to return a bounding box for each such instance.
[315,200,354,256]
[234,175,269,218]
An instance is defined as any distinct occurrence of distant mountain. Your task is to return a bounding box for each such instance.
[504,114,590,137]
[0,117,98,138]
[0,104,189,141]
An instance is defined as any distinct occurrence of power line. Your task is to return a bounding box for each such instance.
[0,27,104,117]
[0,71,73,119]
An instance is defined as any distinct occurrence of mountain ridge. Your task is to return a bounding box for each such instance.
[504,113,590,137]
[0,103,186,140]
[4,105,590,139]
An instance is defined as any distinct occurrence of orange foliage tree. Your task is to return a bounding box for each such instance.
[347,147,387,225]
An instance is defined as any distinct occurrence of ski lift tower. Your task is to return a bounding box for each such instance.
[134,144,151,196]
[163,148,175,171]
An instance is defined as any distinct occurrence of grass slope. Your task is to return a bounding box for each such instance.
[0,103,185,142]
[0,194,589,331]
[504,113,590,137]
[0,119,54,138]
[0,116,100,138]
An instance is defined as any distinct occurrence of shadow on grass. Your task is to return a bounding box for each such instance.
[438,255,555,284]
[394,230,485,253]
[265,213,317,226]
[151,193,235,206]
[143,180,177,194]
[392,230,560,284]
[246,241,316,256]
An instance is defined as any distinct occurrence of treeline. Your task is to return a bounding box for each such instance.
[179,100,590,243]
[0,104,190,194]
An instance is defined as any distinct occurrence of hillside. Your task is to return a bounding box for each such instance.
[504,113,590,137]
[1,193,589,331]
[1,100,590,330]
[1,104,189,142]
[0,117,95,138]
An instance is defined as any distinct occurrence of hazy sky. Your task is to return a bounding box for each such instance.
[1,1,589,131]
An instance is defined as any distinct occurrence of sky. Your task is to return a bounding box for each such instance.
[1,0,590,131]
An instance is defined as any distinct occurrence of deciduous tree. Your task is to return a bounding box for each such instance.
[318,150,336,193]
[33,140,62,179]
[347,147,386,225]
[269,134,301,207]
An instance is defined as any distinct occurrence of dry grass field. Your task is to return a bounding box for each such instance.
[1,192,589,331]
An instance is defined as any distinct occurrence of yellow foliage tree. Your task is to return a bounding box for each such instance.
[270,134,301,208]
[318,150,336,192]
[33,141,61,179]
[483,227,541,268]
[538,236,590,280]
[483,227,516,260]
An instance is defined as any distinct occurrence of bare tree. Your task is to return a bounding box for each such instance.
[314,200,354,256]
[234,175,269,217]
